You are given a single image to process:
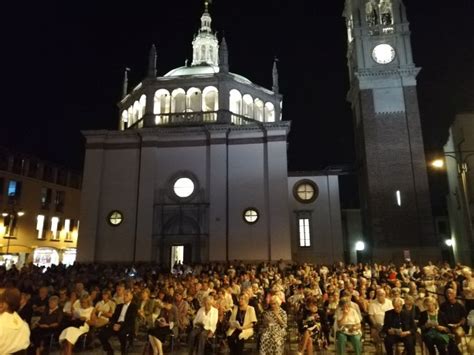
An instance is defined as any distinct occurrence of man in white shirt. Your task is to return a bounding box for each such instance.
[188,296,218,355]
[368,289,393,354]
[0,288,30,354]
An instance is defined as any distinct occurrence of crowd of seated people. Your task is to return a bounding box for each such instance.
[0,260,473,355]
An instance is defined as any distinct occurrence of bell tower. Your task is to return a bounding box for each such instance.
[344,0,437,261]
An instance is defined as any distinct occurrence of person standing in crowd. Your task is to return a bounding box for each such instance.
[99,289,138,355]
[260,295,287,355]
[226,293,257,355]
[0,288,31,354]
[30,295,63,355]
[188,296,218,355]
[381,297,416,355]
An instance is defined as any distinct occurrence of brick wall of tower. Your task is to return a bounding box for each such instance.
[357,88,435,249]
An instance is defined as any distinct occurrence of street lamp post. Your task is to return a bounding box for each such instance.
[1,206,25,256]
[431,151,474,265]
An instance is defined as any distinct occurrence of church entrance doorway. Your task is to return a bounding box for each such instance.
[170,244,192,269]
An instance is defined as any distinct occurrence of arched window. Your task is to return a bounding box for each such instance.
[200,46,206,63]
[172,88,186,113]
[133,101,140,122]
[229,89,242,115]
[254,99,264,122]
[128,106,134,125]
[139,95,146,118]
[187,88,202,112]
[265,102,275,122]
[366,1,378,27]
[154,89,171,125]
[379,0,393,25]
[203,86,218,111]
[154,89,171,114]
[242,94,253,118]
[121,110,128,130]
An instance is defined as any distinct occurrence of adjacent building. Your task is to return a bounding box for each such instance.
[77,4,345,266]
[444,112,474,265]
[0,148,81,267]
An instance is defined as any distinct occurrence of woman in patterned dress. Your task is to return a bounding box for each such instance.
[260,295,287,355]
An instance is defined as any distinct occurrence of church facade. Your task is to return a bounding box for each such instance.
[77,4,344,265]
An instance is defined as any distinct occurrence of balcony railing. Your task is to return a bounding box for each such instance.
[127,110,262,129]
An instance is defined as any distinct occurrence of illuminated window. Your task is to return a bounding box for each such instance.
[293,180,318,203]
[173,178,195,198]
[108,211,124,226]
[298,218,311,247]
[36,215,45,239]
[243,208,259,224]
[8,180,20,197]
[396,190,402,207]
[64,219,71,241]
[51,217,60,240]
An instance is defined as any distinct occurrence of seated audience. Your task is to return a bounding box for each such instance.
[226,293,257,355]
[381,297,416,355]
[260,295,287,355]
[99,289,138,355]
[93,289,116,328]
[59,294,95,355]
[30,295,63,355]
[419,297,450,355]
[0,288,30,354]
[188,296,218,355]
[334,297,362,355]
[439,287,466,355]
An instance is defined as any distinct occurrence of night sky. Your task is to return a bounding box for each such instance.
[4,0,474,212]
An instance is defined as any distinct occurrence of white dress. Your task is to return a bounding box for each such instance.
[59,307,94,344]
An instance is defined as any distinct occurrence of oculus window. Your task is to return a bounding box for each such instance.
[108,211,124,226]
[243,208,259,224]
[293,180,318,203]
[173,178,195,198]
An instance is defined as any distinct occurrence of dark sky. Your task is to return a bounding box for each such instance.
[4,0,474,210]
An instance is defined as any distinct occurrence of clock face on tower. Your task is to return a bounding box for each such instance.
[372,44,396,64]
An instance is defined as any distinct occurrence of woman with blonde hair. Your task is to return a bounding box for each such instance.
[260,295,287,355]
[419,297,449,355]
[59,295,96,355]
[227,293,257,355]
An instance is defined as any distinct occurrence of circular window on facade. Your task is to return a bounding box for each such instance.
[293,180,318,203]
[173,177,195,198]
[243,208,259,224]
[108,211,124,226]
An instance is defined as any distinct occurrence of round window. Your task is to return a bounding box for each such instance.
[108,211,124,226]
[243,208,259,224]
[293,180,318,203]
[173,177,195,198]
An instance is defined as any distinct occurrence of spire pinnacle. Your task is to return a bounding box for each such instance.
[122,67,130,99]
[219,36,229,73]
[192,0,219,66]
[147,44,157,78]
[272,57,279,94]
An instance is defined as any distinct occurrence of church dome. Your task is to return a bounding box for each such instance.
[164,64,253,84]
[164,64,219,77]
